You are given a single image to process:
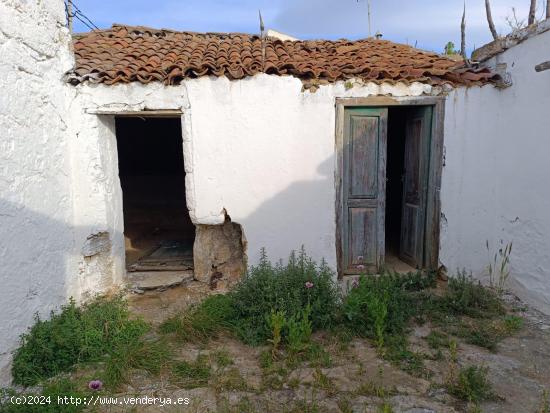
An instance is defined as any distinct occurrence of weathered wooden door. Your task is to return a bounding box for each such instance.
[399,106,433,267]
[341,107,388,274]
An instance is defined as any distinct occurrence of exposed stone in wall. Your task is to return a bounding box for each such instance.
[81,231,111,257]
[193,215,247,290]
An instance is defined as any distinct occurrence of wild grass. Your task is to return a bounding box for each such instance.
[11,296,157,387]
[355,381,397,398]
[8,247,524,410]
[171,354,211,388]
[159,294,235,342]
[446,365,495,403]
[0,378,89,413]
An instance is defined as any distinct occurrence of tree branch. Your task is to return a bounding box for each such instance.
[528,0,537,25]
[485,0,499,40]
[461,1,469,65]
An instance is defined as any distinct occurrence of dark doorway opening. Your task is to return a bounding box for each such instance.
[385,107,418,273]
[116,117,194,274]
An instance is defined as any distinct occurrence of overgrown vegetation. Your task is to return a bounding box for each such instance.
[6,247,526,411]
[0,378,89,413]
[446,365,495,403]
[11,296,167,387]
[171,355,211,388]
[231,248,340,345]
[160,247,339,348]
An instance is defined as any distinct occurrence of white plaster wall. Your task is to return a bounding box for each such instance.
[0,0,75,385]
[74,78,432,274]
[183,76,432,266]
[441,28,550,314]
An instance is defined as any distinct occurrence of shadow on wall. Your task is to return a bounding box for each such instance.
[0,198,124,386]
[237,155,336,267]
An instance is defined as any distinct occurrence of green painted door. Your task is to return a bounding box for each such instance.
[342,107,388,274]
[399,106,433,268]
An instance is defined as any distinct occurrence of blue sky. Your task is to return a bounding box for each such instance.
[71,0,545,53]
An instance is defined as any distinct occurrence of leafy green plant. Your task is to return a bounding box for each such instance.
[343,274,411,340]
[231,247,340,345]
[12,296,150,386]
[447,366,494,403]
[286,304,313,354]
[267,310,287,358]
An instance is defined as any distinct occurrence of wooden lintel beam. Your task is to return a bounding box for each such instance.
[535,61,550,72]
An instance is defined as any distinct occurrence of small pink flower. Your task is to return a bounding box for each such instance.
[352,279,360,289]
[357,255,364,262]
[88,380,103,391]
[305,281,314,289]
[357,264,365,271]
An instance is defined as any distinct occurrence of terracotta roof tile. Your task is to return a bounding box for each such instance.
[69,24,499,87]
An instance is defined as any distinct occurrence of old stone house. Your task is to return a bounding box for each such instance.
[1,1,549,384]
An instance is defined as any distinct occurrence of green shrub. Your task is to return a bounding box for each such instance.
[11,296,149,386]
[442,272,504,318]
[230,248,340,345]
[447,365,494,402]
[342,274,412,339]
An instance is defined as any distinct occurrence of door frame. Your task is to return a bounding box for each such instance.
[335,96,445,278]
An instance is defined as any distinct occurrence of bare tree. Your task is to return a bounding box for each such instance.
[461,1,467,61]
[528,0,537,24]
[485,0,499,39]
[547,0,549,19]
[505,7,526,32]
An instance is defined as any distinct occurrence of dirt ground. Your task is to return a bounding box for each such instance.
[117,283,550,413]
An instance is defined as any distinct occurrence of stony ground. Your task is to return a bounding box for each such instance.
[91,282,550,413]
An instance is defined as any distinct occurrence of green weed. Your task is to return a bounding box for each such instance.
[171,354,211,388]
[426,330,450,349]
[159,294,235,342]
[0,378,89,413]
[539,389,550,413]
[447,366,494,403]
[286,305,313,354]
[267,310,287,358]
[104,336,170,387]
[355,381,397,398]
[12,296,150,387]
[442,272,504,318]
[378,401,394,413]
[213,367,249,392]
[231,247,340,345]
[212,350,234,368]
[313,369,336,397]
